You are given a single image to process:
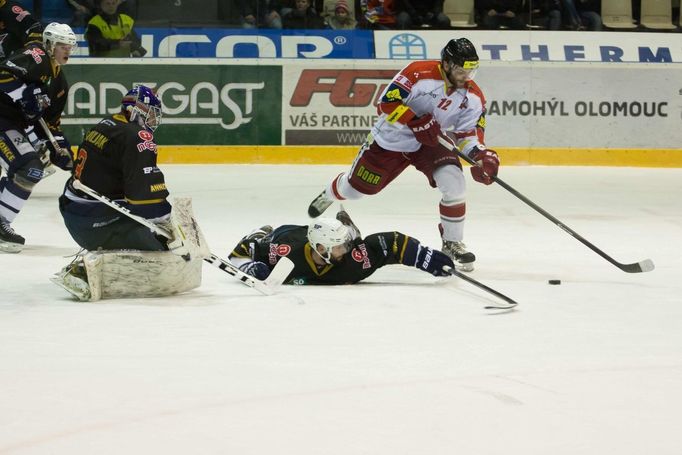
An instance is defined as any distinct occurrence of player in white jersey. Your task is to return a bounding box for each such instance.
[307,38,500,272]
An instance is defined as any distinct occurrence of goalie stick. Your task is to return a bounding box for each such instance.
[443,266,518,310]
[71,179,294,295]
[437,135,654,274]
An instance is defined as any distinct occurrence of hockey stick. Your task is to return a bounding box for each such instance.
[36,118,58,177]
[437,135,654,274]
[71,179,294,295]
[443,266,517,310]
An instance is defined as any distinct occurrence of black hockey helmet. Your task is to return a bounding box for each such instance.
[441,38,479,68]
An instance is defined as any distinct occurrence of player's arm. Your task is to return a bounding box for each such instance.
[365,232,454,277]
[121,130,171,220]
[378,65,442,146]
[3,3,42,47]
[453,84,499,185]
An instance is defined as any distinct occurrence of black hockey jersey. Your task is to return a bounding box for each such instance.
[0,0,42,60]
[232,225,419,285]
[0,41,68,131]
[65,113,171,219]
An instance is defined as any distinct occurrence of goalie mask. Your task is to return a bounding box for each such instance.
[307,218,353,265]
[121,85,162,132]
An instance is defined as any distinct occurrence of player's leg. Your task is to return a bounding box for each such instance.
[0,129,45,252]
[410,143,475,272]
[308,141,410,217]
[60,202,167,252]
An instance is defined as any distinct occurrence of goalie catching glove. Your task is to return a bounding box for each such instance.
[469,148,499,185]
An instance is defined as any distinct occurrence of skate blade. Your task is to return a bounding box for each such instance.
[0,240,23,253]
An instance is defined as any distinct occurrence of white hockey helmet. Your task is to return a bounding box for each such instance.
[43,22,77,54]
[307,218,353,264]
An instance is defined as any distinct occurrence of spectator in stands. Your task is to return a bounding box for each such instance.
[282,0,326,28]
[118,0,137,18]
[396,0,450,29]
[360,0,398,29]
[561,0,601,30]
[574,0,602,30]
[326,0,357,28]
[476,0,526,29]
[525,0,562,29]
[85,0,146,57]
[66,0,97,26]
[238,0,283,28]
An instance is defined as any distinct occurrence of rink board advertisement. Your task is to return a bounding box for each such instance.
[60,62,281,146]
[69,29,682,62]
[283,60,682,149]
[374,30,682,63]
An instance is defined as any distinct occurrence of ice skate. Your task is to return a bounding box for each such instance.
[246,225,273,242]
[442,240,476,272]
[51,260,90,301]
[0,217,25,253]
[336,205,361,240]
[308,190,333,218]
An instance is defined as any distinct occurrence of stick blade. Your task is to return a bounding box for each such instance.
[620,258,655,273]
[260,257,295,294]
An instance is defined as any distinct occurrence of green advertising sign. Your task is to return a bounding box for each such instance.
[61,63,282,145]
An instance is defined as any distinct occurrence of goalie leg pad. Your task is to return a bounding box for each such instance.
[97,250,203,299]
[52,250,202,301]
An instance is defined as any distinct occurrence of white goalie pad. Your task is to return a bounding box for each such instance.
[53,250,203,302]
[171,197,210,259]
[86,250,203,301]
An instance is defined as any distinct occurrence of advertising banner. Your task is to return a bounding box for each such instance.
[61,62,282,145]
[73,28,375,59]
[283,60,682,148]
[374,30,682,63]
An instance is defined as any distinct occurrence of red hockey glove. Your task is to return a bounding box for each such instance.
[408,113,441,147]
[469,148,499,185]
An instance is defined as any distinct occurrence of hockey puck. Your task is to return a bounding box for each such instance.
[548,280,561,285]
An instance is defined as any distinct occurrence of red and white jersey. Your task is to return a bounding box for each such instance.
[371,60,487,155]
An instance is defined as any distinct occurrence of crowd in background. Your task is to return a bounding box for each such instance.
[29,0,682,35]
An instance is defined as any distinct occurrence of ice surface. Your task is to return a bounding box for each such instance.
[1,165,681,455]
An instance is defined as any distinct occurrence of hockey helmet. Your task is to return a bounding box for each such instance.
[121,85,162,132]
[307,217,353,264]
[42,22,77,54]
[441,38,479,80]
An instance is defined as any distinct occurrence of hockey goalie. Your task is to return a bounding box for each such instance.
[51,85,209,301]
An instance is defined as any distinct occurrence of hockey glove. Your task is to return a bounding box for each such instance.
[336,205,361,240]
[416,245,455,277]
[469,148,499,185]
[158,220,190,260]
[239,261,271,280]
[49,134,73,171]
[18,84,50,122]
[408,113,441,147]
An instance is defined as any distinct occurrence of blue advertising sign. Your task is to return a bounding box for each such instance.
[134,28,375,59]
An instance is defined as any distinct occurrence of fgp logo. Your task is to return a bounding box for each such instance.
[24,47,45,64]
[291,70,396,107]
[351,243,371,269]
[11,5,30,21]
[269,243,291,265]
[136,130,157,153]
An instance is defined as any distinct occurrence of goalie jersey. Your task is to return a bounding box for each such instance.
[63,113,171,220]
[230,225,420,285]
